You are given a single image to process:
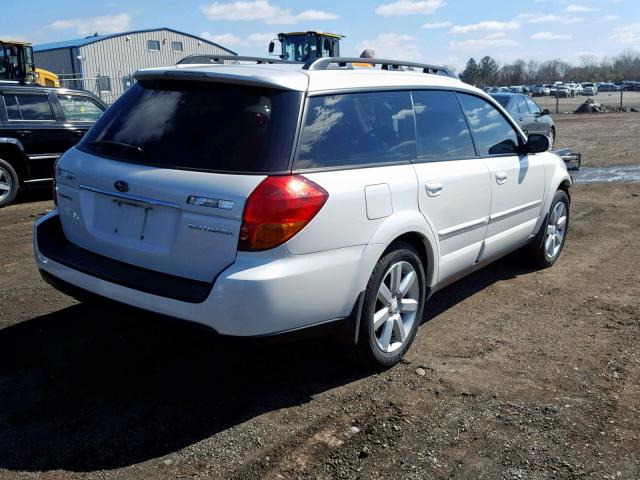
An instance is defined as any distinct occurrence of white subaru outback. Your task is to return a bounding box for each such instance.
[34,57,571,368]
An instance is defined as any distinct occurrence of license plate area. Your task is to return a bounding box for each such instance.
[110,199,152,240]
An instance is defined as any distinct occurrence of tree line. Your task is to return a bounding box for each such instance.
[459,50,640,86]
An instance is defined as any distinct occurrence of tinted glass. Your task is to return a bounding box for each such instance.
[413,90,476,161]
[3,94,21,120]
[11,94,54,120]
[491,94,510,108]
[457,93,520,156]
[57,94,104,122]
[295,91,416,169]
[524,97,541,115]
[80,80,302,173]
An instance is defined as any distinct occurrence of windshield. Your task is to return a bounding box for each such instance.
[79,80,302,173]
[281,35,311,62]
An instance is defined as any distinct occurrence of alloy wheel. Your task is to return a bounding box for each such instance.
[545,201,567,259]
[0,166,13,203]
[373,261,420,353]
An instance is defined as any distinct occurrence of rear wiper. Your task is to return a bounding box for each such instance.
[86,140,145,156]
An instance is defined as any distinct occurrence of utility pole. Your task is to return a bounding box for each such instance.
[556,87,559,114]
[620,87,624,111]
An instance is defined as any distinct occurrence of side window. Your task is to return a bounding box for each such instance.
[57,94,105,122]
[524,97,541,115]
[412,90,476,161]
[295,91,416,169]
[457,93,520,156]
[3,94,54,121]
[3,94,21,120]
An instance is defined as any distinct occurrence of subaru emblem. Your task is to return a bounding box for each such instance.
[114,180,129,193]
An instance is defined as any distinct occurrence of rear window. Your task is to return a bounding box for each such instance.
[490,95,510,108]
[79,80,302,173]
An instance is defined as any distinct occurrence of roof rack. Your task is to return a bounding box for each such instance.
[177,54,297,65]
[302,57,455,78]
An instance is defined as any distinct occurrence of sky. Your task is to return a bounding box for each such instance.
[2,0,639,70]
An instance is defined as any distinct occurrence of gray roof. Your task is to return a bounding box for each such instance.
[34,27,237,55]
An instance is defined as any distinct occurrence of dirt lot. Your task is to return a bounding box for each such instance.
[1,115,639,480]
[536,91,640,113]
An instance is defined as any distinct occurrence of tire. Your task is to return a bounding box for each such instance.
[0,159,19,208]
[548,128,555,150]
[356,241,426,369]
[529,190,570,268]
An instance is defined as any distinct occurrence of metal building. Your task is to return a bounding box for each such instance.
[34,27,236,103]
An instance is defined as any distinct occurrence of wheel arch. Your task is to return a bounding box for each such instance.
[0,138,30,184]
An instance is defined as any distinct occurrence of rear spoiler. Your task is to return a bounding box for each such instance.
[133,67,308,92]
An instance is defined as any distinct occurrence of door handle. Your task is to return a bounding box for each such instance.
[425,183,442,197]
[495,172,508,185]
[17,130,32,136]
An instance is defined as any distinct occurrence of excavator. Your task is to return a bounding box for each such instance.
[1,39,59,87]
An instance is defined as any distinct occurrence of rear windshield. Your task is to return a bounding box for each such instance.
[79,80,302,173]
[490,95,510,108]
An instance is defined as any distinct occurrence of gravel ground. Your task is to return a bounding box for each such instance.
[0,115,639,480]
[536,91,640,113]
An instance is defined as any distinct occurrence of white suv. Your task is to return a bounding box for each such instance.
[34,56,571,368]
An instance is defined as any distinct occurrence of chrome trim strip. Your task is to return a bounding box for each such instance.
[24,177,53,183]
[489,200,542,223]
[28,154,60,161]
[438,216,489,240]
[79,185,181,209]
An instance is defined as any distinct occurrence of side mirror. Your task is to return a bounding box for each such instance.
[541,109,550,116]
[268,41,275,54]
[526,134,549,153]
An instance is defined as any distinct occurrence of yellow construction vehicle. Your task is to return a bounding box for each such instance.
[0,39,35,83]
[34,67,60,87]
[268,31,344,62]
[1,39,59,86]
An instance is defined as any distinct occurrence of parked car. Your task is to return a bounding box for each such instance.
[582,83,598,96]
[0,85,107,207]
[490,93,556,148]
[550,85,572,98]
[531,85,550,97]
[566,83,583,96]
[34,57,572,368]
[597,83,619,92]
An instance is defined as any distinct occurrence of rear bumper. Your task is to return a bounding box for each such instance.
[34,211,376,337]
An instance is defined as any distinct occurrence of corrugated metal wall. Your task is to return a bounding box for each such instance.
[34,48,76,76]
[80,29,232,78]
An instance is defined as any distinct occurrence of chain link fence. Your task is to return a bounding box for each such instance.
[58,74,135,104]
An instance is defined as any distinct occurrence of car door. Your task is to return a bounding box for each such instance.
[512,94,538,136]
[53,92,106,147]
[457,92,546,261]
[411,90,492,284]
[0,89,69,181]
[523,96,552,136]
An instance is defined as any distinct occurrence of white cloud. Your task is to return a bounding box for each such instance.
[610,22,640,46]
[598,14,620,22]
[516,13,583,24]
[355,33,424,60]
[200,1,338,24]
[531,31,573,40]
[47,13,131,35]
[449,20,520,34]
[448,32,518,51]
[566,4,598,12]
[375,0,444,16]
[200,31,276,46]
[422,21,452,29]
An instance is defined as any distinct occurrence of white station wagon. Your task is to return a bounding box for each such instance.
[34,56,571,368]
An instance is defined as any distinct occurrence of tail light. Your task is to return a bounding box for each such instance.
[238,175,328,251]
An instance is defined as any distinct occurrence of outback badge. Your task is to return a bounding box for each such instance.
[114,180,129,193]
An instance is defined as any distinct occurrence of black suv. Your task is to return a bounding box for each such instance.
[0,84,107,207]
